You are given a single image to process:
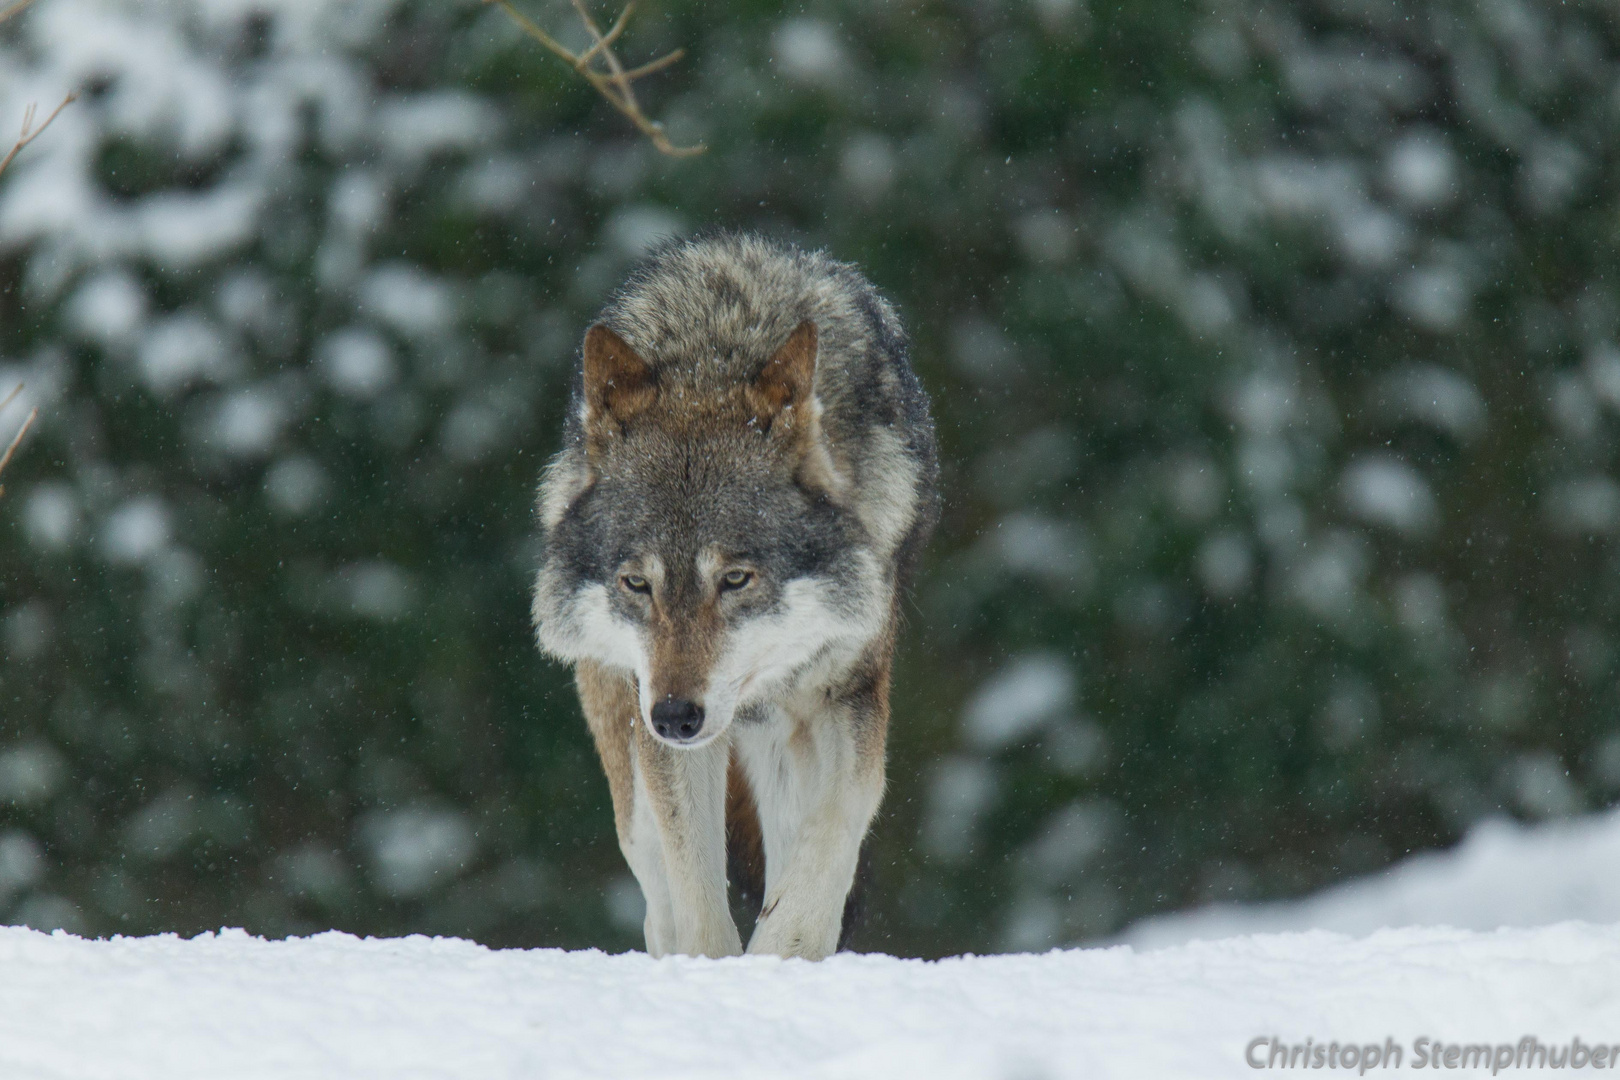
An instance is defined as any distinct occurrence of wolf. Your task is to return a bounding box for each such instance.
[531,233,938,959]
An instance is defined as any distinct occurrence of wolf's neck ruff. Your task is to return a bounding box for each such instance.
[532,232,938,959]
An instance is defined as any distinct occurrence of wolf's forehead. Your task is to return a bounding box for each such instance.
[633,547,737,575]
[607,425,777,491]
[598,473,800,566]
[616,493,781,552]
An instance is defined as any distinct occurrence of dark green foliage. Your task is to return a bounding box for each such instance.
[0,0,1617,956]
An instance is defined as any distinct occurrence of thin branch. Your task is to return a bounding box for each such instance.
[573,1,631,72]
[485,0,704,158]
[0,0,39,26]
[569,0,633,109]
[0,8,61,498]
[485,0,576,66]
[0,93,76,180]
[0,385,38,499]
[619,47,685,82]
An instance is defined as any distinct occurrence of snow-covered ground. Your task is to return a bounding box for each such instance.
[3,924,1618,1079]
[5,808,1620,1079]
[1127,807,1620,947]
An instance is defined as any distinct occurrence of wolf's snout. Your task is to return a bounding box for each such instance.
[650,697,705,742]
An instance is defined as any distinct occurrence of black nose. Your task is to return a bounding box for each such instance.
[650,698,705,742]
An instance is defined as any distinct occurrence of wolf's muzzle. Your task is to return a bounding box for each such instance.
[650,698,705,742]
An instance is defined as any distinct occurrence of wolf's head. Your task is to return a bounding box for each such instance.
[533,321,888,748]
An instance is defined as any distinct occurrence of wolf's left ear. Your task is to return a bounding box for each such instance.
[582,324,657,439]
[748,321,847,496]
[747,321,818,431]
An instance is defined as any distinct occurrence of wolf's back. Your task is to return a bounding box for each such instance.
[580,232,940,580]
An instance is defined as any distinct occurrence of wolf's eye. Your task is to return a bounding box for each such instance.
[719,569,753,592]
[621,574,651,594]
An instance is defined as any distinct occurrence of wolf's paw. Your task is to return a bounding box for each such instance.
[672,919,742,959]
[746,907,839,960]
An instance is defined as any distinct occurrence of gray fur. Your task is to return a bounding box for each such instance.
[533,232,938,673]
[530,232,938,958]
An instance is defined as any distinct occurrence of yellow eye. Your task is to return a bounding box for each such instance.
[621,574,651,594]
[720,569,753,591]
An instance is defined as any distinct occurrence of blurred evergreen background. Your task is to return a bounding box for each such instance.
[0,0,1617,956]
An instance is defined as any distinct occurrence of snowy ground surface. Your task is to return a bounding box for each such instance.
[6,808,1620,1080]
[5,923,1620,1080]
[1127,806,1620,947]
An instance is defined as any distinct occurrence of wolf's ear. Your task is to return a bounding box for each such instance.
[582,324,657,436]
[748,321,847,497]
[747,321,818,431]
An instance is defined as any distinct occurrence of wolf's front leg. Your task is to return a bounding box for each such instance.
[634,721,742,958]
[575,661,677,956]
[739,691,887,960]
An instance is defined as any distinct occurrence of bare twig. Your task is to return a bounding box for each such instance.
[485,0,704,158]
[0,5,58,498]
[0,93,76,180]
[618,48,685,81]
[0,0,40,26]
[572,2,630,71]
[0,385,38,499]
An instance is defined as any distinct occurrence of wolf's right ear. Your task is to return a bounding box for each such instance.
[582,324,657,441]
